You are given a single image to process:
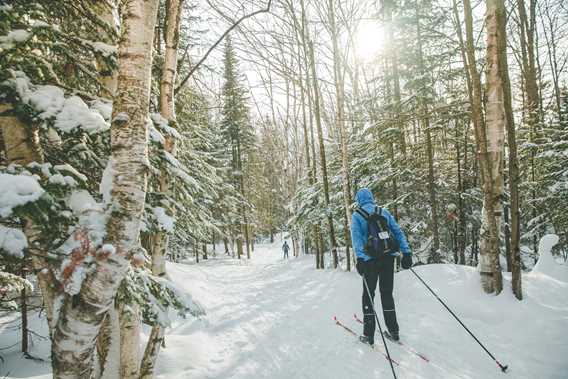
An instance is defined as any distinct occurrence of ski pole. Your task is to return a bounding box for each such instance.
[409,267,508,373]
[362,275,397,379]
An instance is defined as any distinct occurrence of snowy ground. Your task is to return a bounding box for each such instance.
[1,238,567,378]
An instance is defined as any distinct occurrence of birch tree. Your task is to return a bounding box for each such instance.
[51,0,159,376]
[139,0,184,375]
[478,0,506,294]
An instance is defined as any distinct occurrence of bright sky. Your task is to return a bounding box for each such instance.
[355,20,386,63]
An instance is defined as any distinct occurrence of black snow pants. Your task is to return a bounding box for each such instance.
[362,255,399,342]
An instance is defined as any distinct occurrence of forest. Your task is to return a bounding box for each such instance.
[0,0,567,378]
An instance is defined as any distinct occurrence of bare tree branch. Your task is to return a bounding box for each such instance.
[175,0,273,94]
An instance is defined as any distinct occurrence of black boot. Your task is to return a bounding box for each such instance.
[384,330,399,342]
[359,335,374,347]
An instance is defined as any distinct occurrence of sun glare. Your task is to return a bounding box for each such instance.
[355,20,385,62]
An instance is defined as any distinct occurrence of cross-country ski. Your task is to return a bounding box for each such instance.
[354,313,430,363]
[333,316,400,366]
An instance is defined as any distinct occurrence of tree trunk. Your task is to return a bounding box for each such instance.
[298,0,325,269]
[0,104,57,334]
[51,0,158,376]
[94,2,121,369]
[195,238,200,263]
[504,0,522,300]
[455,120,466,265]
[151,0,183,277]
[415,4,440,262]
[243,216,251,259]
[223,234,229,255]
[125,0,183,373]
[328,0,353,271]
[308,40,339,268]
[95,0,119,98]
[139,324,165,379]
[202,242,208,260]
[21,266,28,354]
[518,0,539,259]
[96,306,119,378]
[461,0,500,284]
[479,0,506,294]
[119,303,141,379]
[425,125,441,262]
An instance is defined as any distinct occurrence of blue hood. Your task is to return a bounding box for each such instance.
[355,188,375,208]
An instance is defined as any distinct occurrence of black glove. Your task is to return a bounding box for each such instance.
[401,254,413,270]
[356,258,372,276]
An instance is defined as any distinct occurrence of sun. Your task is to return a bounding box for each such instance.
[354,20,385,63]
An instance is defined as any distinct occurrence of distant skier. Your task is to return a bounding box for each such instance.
[282,241,290,259]
[351,188,413,346]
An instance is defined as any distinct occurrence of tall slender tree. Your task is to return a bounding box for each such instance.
[221,37,255,260]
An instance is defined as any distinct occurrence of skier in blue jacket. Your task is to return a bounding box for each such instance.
[351,188,413,346]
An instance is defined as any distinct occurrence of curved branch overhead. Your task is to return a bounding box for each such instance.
[175,0,273,94]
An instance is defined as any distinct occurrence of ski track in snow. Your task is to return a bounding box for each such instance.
[156,241,568,379]
[1,240,567,378]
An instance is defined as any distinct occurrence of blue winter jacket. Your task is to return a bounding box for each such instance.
[351,188,411,261]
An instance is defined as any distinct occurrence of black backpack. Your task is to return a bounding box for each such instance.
[356,206,400,258]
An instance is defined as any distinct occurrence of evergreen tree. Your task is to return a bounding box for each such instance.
[221,36,256,259]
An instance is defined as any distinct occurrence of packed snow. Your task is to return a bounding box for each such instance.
[0,173,44,217]
[153,206,175,233]
[151,113,182,139]
[0,29,30,49]
[0,226,27,258]
[91,99,113,121]
[66,190,107,246]
[1,237,567,378]
[4,71,110,134]
[532,234,568,282]
[54,96,109,134]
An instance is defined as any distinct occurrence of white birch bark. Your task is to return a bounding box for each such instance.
[94,2,121,374]
[96,306,120,378]
[140,0,183,377]
[152,0,183,277]
[95,0,119,98]
[119,303,142,379]
[479,0,505,294]
[51,0,159,377]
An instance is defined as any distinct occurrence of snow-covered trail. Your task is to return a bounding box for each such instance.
[157,241,568,379]
[160,243,368,378]
[1,240,566,378]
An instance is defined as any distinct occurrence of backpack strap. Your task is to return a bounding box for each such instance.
[355,207,370,219]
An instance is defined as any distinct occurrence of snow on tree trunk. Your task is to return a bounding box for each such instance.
[479,0,506,294]
[0,103,57,334]
[51,0,159,377]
